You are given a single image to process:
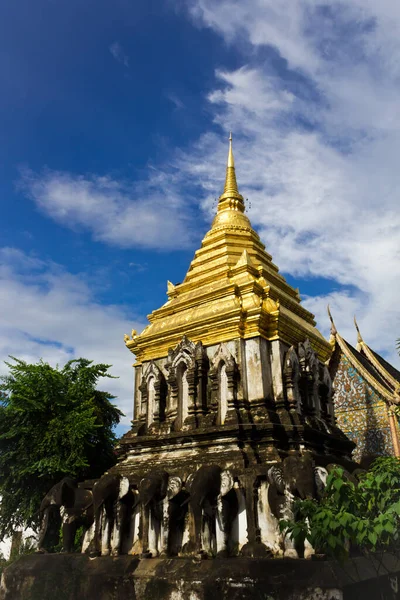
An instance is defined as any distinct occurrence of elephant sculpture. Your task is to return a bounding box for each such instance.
[186,465,234,557]
[91,472,133,556]
[267,454,327,558]
[139,470,183,557]
[38,477,93,553]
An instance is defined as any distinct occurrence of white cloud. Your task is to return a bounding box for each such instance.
[165,91,185,110]
[20,169,195,250]
[0,248,143,428]
[179,0,400,361]
[109,41,130,67]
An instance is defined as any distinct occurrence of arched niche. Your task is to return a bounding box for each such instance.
[209,344,238,425]
[165,336,209,431]
[165,336,196,430]
[140,360,167,430]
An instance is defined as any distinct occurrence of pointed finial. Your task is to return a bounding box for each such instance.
[354,316,363,347]
[327,305,337,336]
[218,132,244,207]
[228,132,234,168]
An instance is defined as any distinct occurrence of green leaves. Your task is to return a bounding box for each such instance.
[0,357,123,537]
[280,457,400,561]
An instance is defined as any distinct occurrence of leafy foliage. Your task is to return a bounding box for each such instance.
[281,457,400,560]
[0,357,123,537]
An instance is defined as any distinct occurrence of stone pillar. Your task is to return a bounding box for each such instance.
[240,475,270,558]
[183,365,198,430]
[244,338,270,423]
[138,379,148,433]
[224,358,241,425]
[207,369,219,425]
[131,364,143,433]
[196,351,209,416]
[166,372,178,425]
[270,340,290,423]
[153,379,162,425]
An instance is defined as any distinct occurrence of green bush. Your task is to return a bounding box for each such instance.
[280,457,400,560]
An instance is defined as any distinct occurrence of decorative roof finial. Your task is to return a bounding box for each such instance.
[218,132,244,207]
[354,316,363,349]
[327,304,337,345]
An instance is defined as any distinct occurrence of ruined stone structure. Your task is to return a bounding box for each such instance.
[328,313,400,463]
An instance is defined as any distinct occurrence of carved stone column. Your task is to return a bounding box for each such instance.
[240,475,270,558]
[152,379,162,424]
[205,369,219,426]
[138,379,148,434]
[182,365,198,430]
[166,372,178,425]
[130,364,143,434]
[195,342,209,416]
[224,359,241,425]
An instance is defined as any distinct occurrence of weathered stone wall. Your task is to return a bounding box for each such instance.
[2,554,400,600]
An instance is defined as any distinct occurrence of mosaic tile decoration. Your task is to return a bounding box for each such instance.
[333,354,394,461]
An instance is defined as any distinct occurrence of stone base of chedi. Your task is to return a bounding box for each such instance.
[3,553,400,600]
[106,334,355,562]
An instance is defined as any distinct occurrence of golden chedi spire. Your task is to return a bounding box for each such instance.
[220,133,244,203]
[126,133,332,364]
[211,133,249,230]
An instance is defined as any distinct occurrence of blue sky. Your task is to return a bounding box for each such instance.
[1,0,400,432]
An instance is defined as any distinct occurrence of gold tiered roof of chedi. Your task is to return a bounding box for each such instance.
[125,134,331,363]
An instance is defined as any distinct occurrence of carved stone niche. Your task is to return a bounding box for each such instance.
[208,343,239,426]
[139,361,167,435]
[164,335,208,432]
[298,339,321,419]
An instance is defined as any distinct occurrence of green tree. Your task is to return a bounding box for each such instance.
[281,457,400,561]
[0,357,123,537]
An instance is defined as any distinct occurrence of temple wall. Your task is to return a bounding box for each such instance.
[131,334,334,438]
[134,336,278,423]
[333,354,396,461]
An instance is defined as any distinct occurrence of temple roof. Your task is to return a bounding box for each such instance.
[125,136,332,363]
[328,309,400,404]
[367,348,400,386]
[343,341,393,393]
[353,318,400,390]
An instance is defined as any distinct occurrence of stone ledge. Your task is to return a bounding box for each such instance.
[1,553,400,600]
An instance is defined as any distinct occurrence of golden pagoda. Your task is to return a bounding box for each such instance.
[111,135,355,561]
[120,135,352,456]
[126,134,330,366]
